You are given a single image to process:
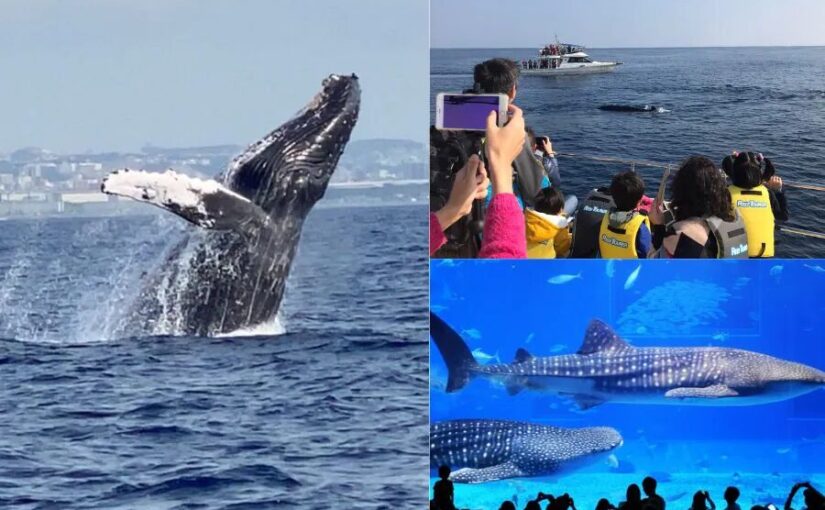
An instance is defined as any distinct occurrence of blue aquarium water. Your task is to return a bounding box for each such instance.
[431,47,825,258]
[0,205,428,509]
[431,259,825,510]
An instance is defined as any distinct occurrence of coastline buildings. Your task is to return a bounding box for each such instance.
[0,139,427,217]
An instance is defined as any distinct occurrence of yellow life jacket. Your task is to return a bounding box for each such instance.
[598,212,650,259]
[729,184,774,257]
[525,209,572,259]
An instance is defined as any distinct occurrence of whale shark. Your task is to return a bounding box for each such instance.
[430,313,825,408]
[101,75,360,336]
[430,419,623,483]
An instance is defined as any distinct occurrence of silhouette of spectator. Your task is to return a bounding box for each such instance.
[549,493,577,510]
[499,502,517,510]
[643,476,666,510]
[785,482,825,510]
[432,465,456,510]
[598,499,618,510]
[690,491,716,510]
[620,484,644,510]
[724,487,741,510]
[527,501,542,510]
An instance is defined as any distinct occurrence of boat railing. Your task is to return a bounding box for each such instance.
[555,151,825,241]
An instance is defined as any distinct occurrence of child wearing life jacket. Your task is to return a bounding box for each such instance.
[525,187,573,258]
[727,151,788,258]
[598,171,652,258]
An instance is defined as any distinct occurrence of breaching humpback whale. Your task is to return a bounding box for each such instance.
[431,313,825,408]
[102,74,360,336]
[430,419,622,483]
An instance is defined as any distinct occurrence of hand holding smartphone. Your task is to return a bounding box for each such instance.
[435,93,508,131]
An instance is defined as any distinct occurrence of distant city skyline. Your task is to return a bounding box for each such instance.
[432,0,825,49]
[0,0,428,154]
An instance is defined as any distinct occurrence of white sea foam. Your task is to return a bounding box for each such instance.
[217,315,286,338]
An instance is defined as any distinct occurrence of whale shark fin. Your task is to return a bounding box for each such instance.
[571,394,606,410]
[101,169,270,233]
[430,313,480,392]
[451,462,523,483]
[505,379,524,396]
[665,384,739,399]
[514,348,533,363]
[578,320,630,355]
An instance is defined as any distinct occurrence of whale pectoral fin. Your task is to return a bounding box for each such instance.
[665,384,739,399]
[451,462,524,483]
[101,169,270,232]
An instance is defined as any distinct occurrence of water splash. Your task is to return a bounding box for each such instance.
[216,314,286,338]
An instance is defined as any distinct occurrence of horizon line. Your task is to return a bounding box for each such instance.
[431,43,825,50]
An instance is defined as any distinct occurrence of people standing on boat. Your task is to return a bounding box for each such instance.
[726,151,789,258]
[648,156,748,258]
[598,171,652,259]
[473,58,549,211]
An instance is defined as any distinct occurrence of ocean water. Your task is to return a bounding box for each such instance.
[0,205,429,509]
[430,259,825,510]
[431,47,825,258]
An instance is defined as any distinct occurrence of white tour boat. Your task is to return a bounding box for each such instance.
[519,42,621,76]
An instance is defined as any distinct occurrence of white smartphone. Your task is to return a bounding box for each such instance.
[435,93,508,131]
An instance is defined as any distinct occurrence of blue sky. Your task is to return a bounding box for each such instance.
[0,0,429,153]
[432,0,825,49]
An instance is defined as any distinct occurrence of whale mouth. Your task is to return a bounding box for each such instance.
[297,74,360,201]
[221,73,361,212]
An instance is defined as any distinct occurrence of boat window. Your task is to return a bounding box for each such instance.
[567,57,591,63]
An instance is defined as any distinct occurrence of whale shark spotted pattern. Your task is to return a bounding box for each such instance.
[430,419,622,483]
[430,313,825,408]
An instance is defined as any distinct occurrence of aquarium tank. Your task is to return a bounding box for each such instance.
[430,259,825,510]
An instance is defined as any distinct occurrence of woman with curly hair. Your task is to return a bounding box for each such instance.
[648,156,747,258]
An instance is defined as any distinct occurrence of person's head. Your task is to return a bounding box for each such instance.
[670,156,735,222]
[527,501,542,510]
[642,476,657,496]
[473,58,520,100]
[554,494,573,510]
[596,498,615,510]
[610,171,645,212]
[534,188,565,215]
[438,464,450,480]
[721,154,736,177]
[724,487,740,504]
[499,502,517,510]
[803,488,825,509]
[731,151,763,189]
[692,491,707,510]
[627,484,642,503]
